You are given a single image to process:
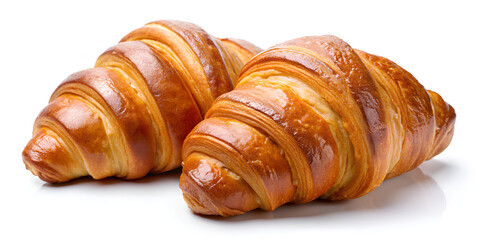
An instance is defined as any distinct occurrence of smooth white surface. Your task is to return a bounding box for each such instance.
[1,0,479,239]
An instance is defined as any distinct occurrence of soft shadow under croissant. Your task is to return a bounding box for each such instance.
[22,20,262,183]
[180,35,456,216]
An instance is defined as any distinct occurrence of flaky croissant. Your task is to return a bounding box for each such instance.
[180,35,456,216]
[22,20,261,183]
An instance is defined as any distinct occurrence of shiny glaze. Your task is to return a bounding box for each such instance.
[180,35,456,216]
[22,20,262,183]
[218,83,339,203]
[144,20,235,99]
[52,67,156,179]
[23,129,83,183]
[121,21,247,115]
[238,36,391,199]
[38,95,110,175]
[184,117,295,211]
[181,153,258,216]
[96,41,202,172]
[355,50,436,178]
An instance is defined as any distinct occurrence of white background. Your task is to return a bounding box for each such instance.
[1,0,479,239]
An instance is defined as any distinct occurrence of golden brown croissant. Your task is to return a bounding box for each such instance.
[22,20,261,183]
[180,35,456,216]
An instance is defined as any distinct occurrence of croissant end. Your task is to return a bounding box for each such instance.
[427,90,456,159]
[23,129,87,183]
[180,153,259,217]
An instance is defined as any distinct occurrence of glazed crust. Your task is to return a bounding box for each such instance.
[180,35,456,216]
[22,20,261,183]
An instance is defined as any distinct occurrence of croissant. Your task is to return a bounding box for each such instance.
[180,35,456,216]
[22,20,261,183]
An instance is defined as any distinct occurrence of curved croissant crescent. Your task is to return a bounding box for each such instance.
[180,35,456,216]
[22,20,262,183]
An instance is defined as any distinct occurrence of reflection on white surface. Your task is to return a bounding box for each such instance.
[202,160,447,226]
[37,168,183,196]
[34,160,447,229]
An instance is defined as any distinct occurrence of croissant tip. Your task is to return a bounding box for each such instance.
[22,132,71,184]
[182,192,218,216]
[179,173,244,217]
[22,149,62,184]
[179,173,220,215]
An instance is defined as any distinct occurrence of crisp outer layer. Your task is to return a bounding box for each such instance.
[23,20,261,183]
[180,35,456,216]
